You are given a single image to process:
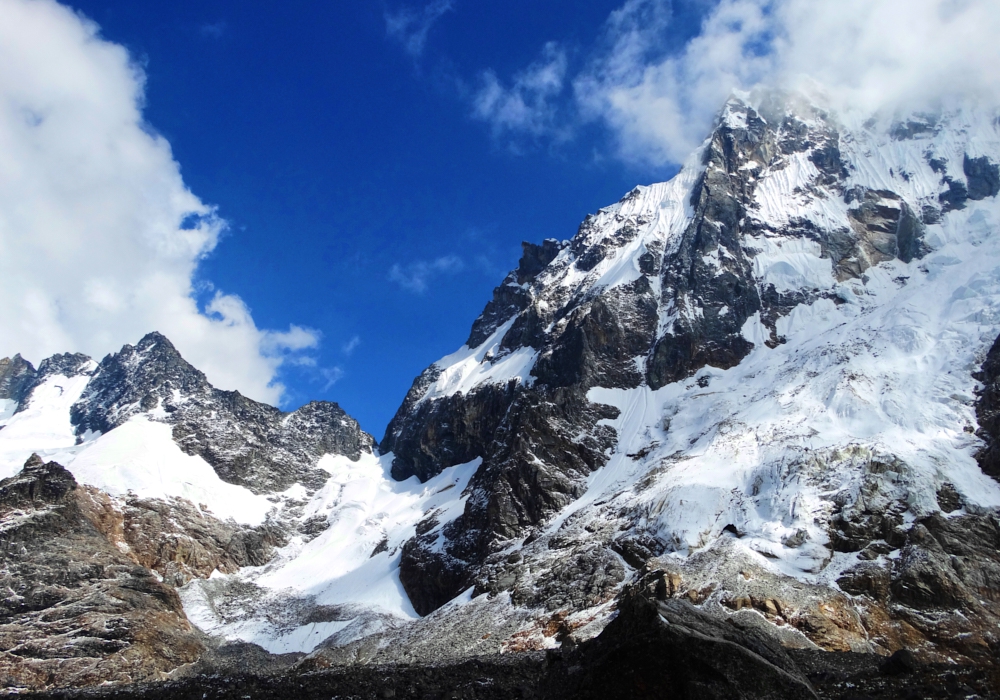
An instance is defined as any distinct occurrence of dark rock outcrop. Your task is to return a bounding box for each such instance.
[115,496,285,587]
[0,457,204,690]
[976,331,1000,482]
[964,154,1000,201]
[835,511,1000,663]
[0,355,37,406]
[555,589,817,700]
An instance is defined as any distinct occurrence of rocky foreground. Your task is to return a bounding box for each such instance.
[24,588,1000,699]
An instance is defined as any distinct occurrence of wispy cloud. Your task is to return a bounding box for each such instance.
[199,21,226,39]
[341,335,361,356]
[389,255,463,293]
[472,42,569,139]
[385,0,453,57]
[320,366,345,390]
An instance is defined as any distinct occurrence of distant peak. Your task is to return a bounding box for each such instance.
[136,331,179,353]
[36,352,94,379]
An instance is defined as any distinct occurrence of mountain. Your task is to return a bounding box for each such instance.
[3,90,1000,695]
[370,90,1000,662]
[0,332,376,687]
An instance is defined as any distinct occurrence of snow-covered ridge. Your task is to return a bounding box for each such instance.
[181,454,482,653]
[412,96,1000,406]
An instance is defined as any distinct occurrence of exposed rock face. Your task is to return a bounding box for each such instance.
[0,457,204,690]
[836,511,1000,663]
[115,496,285,587]
[559,588,817,700]
[380,93,952,616]
[0,355,36,405]
[71,332,374,493]
[976,332,1000,482]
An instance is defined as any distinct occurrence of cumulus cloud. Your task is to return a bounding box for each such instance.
[484,0,1000,166]
[473,42,569,138]
[389,255,463,293]
[385,0,453,57]
[0,0,318,404]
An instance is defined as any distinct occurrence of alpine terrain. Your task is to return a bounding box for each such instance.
[4,90,1000,697]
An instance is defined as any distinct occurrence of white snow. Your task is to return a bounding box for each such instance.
[745,235,835,293]
[420,317,537,402]
[180,454,482,652]
[0,399,15,427]
[0,373,93,476]
[68,416,275,525]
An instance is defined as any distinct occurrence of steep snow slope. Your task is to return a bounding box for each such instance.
[181,454,481,654]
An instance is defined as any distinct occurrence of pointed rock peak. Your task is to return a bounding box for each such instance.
[72,332,210,438]
[136,331,180,355]
[2,353,31,367]
[103,331,204,382]
[0,456,77,506]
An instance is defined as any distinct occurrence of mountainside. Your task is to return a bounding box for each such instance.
[369,91,1000,659]
[4,90,1000,693]
[0,333,377,688]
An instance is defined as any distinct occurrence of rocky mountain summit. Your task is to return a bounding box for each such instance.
[71,332,373,493]
[3,91,1000,695]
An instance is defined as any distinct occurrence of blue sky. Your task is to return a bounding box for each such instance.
[59,0,690,434]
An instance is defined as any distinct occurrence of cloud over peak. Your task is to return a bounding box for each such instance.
[472,0,1000,166]
[0,0,318,405]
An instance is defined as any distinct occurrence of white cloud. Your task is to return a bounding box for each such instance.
[576,0,773,164]
[385,0,453,58]
[473,42,569,138]
[0,0,318,404]
[484,0,1000,166]
[389,255,463,293]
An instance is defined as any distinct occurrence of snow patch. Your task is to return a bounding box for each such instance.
[68,417,274,525]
